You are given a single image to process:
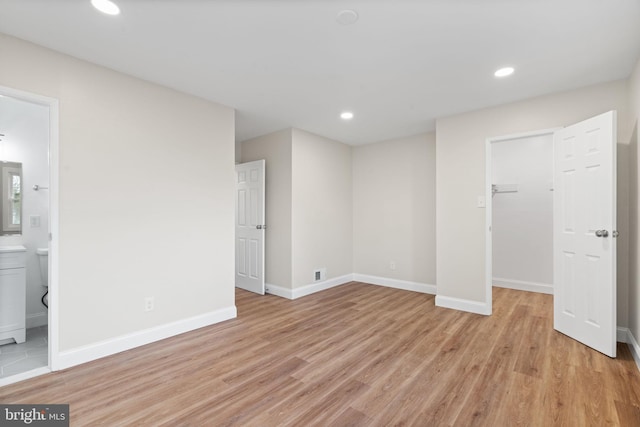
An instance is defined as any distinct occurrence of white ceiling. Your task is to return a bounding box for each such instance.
[1,0,639,145]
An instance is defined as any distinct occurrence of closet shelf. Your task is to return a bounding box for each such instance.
[492,184,518,194]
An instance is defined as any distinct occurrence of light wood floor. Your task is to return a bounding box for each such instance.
[2,283,640,426]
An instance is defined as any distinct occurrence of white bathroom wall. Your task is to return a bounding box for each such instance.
[491,133,554,293]
[0,95,49,328]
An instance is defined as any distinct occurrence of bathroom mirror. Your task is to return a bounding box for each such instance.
[0,161,22,235]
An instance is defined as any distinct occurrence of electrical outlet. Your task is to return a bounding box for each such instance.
[389,261,397,271]
[144,297,154,312]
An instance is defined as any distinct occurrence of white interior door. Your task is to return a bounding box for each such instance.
[553,111,616,357]
[235,160,265,295]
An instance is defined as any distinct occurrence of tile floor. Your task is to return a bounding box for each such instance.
[0,326,48,378]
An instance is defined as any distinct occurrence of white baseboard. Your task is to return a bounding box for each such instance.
[618,327,640,372]
[292,274,354,299]
[266,274,354,300]
[628,331,640,372]
[265,283,293,299]
[26,311,48,329]
[493,277,553,295]
[353,274,436,295]
[435,295,491,316]
[55,306,237,370]
[617,326,629,343]
[0,366,51,388]
[267,273,434,300]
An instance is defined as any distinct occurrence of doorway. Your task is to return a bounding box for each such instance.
[486,112,618,357]
[484,129,558,316]
[0,85,59,386]
[490,131,554,295]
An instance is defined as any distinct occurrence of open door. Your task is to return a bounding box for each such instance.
[553,111,616,357]
[235,160,265,295]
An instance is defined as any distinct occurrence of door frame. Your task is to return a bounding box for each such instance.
[0,85,60,386]
[485,128,560,312]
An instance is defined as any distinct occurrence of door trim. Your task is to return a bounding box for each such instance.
[0,85,60,383]
[485,128,560,314]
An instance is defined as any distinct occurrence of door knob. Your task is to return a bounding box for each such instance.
[595,230,609,237]
[256,225,267,230]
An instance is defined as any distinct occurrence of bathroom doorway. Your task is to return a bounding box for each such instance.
[0,86,59,386]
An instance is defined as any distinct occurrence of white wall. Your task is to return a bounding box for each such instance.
[436,80,629,320]
[241,128,352,292]
[235,139,242,164]
[241,129,293,289]
[628,58,640,340]
[619,136,631,329]
[0,95,49,328]
[352,133,436,285]
[0,33,235,352]
[291,129,352,288]
[492,134,553,291]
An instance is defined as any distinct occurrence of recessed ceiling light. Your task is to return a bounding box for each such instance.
[91,0,120,16]
[494,67,515,77]
[340,111,354,120]
[337,10,359,25]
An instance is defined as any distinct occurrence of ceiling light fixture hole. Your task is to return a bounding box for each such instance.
[337,10,359,25]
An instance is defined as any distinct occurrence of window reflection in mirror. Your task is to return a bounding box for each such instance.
[1,161,22,235]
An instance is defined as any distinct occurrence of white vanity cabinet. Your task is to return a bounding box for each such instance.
[0,246,26,345]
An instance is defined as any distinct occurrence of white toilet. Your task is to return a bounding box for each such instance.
[37,247,48,287]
